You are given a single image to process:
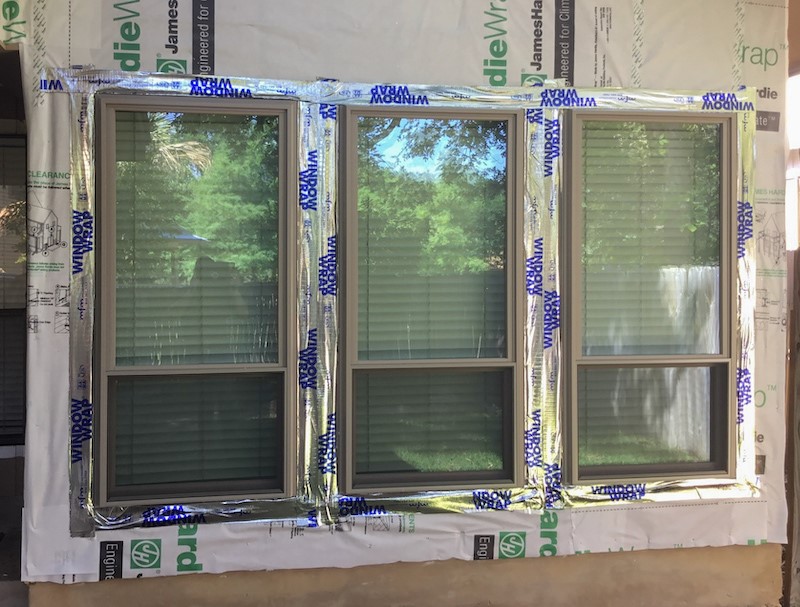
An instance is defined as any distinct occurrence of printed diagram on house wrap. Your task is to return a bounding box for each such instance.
[27,284,69,307]
[25,311,65,334]
[358,514,417,534]
[27,284,70,333]
[27,314,51,333]
[27,190,67,257]
[266,518,353,539]
[755,286,787,331]
[54,311,69,333]
[755,208,786,266]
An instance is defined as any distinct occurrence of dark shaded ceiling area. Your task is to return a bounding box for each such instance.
[0,49,24,124]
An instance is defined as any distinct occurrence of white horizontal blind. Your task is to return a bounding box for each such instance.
[577,366,721,467]
[353,116,512,481]
[109,108,284,495]
[0,139,26,445]
[357,117,508,360]
[582,121,721,356]
[115,111,280,366]
[355,370,508,475]
[578,120,723,470]
[113,374,282,489]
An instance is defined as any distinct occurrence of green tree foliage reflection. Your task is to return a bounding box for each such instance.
[115,112,279,285]
[182,115,280,282]
[114,111,281,365]
[357,117,507,276]
[0,199,26,266]
[356,117,509,361]
[582,120,721,268]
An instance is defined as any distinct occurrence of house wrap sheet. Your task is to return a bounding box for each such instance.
[1,0,788,582]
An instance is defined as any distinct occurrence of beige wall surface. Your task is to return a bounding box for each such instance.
[791,0,800,75]
[31,544,782,607]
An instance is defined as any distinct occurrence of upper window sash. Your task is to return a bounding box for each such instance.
[97,95,295,373]
[568,111,735,363]
[342,107,523,367]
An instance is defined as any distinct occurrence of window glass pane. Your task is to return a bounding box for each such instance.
[355,369,509,476]
[0,140,25,309]
[115,111,280,366]
[357,117,507,360]
[577,365,725,468]
[0,138,26,444]
[582,121,721,356]
[113,373,282,489]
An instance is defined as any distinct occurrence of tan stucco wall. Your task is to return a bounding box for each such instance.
[30,543,782,607]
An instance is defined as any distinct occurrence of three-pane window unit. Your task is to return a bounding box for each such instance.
[342,108,524,492]
[93,97,739,505]
[565,112,735,483]
[96,96,296,505]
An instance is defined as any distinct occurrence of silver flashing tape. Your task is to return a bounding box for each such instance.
[55,68,756,532]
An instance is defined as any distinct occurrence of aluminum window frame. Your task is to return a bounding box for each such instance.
[564,110,737,484]
[95,94,298,506]
[340,106,525,493]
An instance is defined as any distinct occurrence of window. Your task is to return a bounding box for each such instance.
[342,108,524,491]
[566,112,735,482]
[91,87,743,509]
[0,136,26,446]
[96,96,296,504]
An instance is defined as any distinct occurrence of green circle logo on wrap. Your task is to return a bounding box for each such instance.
[498,531,526,559]
[156,58,188,74]
[520,73,547,86]
[130,539,162,569]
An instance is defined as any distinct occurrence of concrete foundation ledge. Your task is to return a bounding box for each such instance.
[29,543,782,607]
